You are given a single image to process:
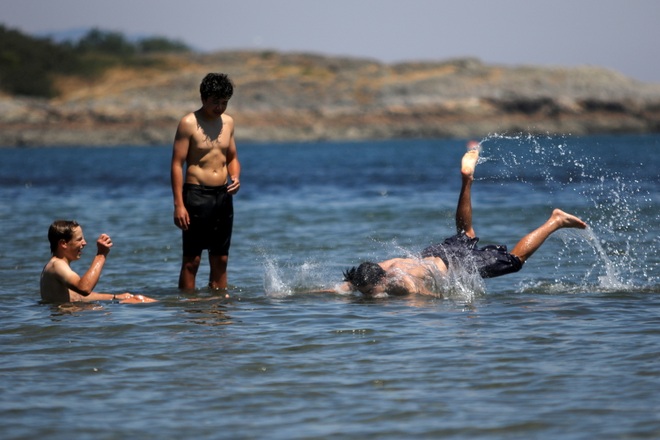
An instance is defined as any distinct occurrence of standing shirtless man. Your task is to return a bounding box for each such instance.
[171,73,241,291]
[341,141,588,297]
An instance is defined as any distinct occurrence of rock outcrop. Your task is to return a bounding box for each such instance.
[1,51,659,146]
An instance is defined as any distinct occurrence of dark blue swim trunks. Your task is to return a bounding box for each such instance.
[421,232,522,278]
[182,183,233,256]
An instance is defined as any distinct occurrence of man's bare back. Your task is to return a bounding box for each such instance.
[375,257,448,296]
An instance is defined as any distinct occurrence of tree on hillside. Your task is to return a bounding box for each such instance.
[0,25,79,97]
[72,28,190,55]
[139,36,190,53]
[74,28,136,56]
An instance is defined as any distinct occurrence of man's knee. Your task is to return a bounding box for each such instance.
[182,255,202,272]
[209,254,229,269]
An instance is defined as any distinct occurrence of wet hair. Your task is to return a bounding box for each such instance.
[199,73,234,100]
[343,262,386,289]
[48,220,80,254]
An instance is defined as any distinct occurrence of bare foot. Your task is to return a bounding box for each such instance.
[461,141,481,178]
[552,209,588,229]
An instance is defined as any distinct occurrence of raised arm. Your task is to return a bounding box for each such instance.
[69,234,112,297]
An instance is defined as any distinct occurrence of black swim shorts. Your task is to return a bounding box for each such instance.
[421,232,522,278]
[182,183,233,256]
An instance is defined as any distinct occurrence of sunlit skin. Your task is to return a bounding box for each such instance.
[171,90,241,291]
[40,225,156,304]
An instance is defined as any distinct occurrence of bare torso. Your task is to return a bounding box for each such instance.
[183,111,233,186]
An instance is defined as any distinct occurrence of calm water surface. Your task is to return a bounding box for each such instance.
[0,134,658,439]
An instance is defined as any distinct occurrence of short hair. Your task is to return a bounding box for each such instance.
[48,220,80,254]
[343,262,386,289]
[200,73,234,100]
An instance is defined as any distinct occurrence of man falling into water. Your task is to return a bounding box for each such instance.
[171,73,241,291]
[340,141,588,297]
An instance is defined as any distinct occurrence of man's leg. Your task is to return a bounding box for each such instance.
[456,141,481,238]
[208,254,229,289]
[179,254,201,290]
[510,209,588,263]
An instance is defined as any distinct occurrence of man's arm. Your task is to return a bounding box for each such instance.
[312,282,353,294]
[61,234,112,298]
[288,282,353,295]
[225,117,241,195]
[171,117,192,230]
[49,253,112,302]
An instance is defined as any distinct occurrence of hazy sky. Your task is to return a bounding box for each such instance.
[3,0,659,83]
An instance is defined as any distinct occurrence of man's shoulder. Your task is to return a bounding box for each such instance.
[42,257,59,273]
[43,257,74,278]
[179,111,199,126]
[174,112,201,142]
[221,114,235,135]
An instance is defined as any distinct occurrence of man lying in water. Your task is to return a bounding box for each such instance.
[339,141,588,297]
[40,220,157,304]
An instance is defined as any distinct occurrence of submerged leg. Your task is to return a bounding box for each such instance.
[455,141,481,238]
[208,254,229,290]
[179,254,201,290]
[510,209,588,263]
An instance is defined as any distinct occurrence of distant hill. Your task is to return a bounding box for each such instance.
[0,24,191,98]
[1,47,660,146]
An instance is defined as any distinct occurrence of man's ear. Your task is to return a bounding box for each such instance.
[59,239,68,249]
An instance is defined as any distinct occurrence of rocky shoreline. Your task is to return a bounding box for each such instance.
[1,51,659,147]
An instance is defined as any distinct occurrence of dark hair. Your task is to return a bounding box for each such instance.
[343,262,386,288]
[199,73,234,100]
[48,220,80,254]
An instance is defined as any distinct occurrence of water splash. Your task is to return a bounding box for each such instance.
[263,255,341,297]
[262,240,486,301]
[581,228,629,290]
[481,133,656,292]
[361,238,486,301]
[263,257,291,297]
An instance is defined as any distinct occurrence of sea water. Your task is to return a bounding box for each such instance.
[0,134,658,439]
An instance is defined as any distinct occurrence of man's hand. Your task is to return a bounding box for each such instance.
[116,292,158,303]
[228,178,240,195]
[96,234,112,256]
[173,205,190,230]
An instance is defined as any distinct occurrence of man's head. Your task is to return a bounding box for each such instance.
[48,220,83,256]
[343,262,387,295]
[200,73,234,101]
